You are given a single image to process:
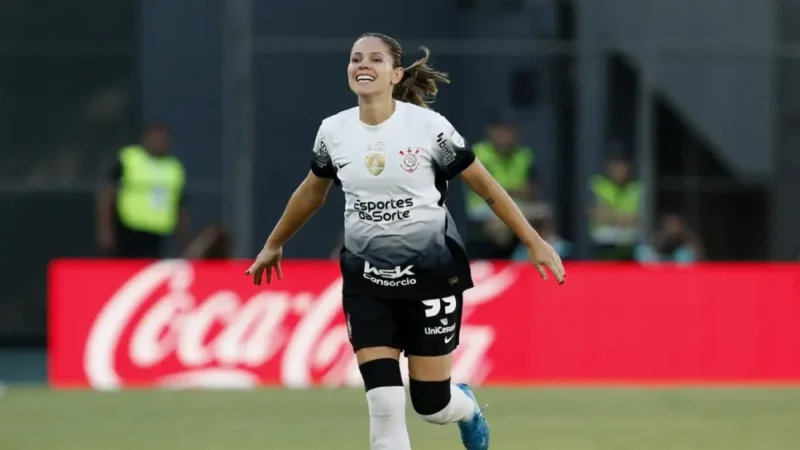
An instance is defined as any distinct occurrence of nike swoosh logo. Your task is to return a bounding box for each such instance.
[336,162,351,169]
[444,334,455,344]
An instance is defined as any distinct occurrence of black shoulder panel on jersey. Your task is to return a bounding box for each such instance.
[310,139,336,179]
[434,132,476,180]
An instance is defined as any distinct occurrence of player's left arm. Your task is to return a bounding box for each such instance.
[460,160,565,283]
[429,113,564,282]
[428,113,537,247]
[459,160,539,249]
[461,160,565,284]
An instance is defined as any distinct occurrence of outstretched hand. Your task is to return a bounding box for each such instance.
[527,239,566,284]
[245,245,283,285]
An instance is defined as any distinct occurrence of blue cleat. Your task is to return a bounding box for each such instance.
[456,383,490,450]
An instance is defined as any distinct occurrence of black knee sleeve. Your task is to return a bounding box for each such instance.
[359,359,403,392]
[409,378,452,415]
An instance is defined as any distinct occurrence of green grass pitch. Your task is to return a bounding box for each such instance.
[1,387,799,449]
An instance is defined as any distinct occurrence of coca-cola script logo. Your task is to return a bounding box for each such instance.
[83,260,519,390]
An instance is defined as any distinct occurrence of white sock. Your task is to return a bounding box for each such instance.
[419,384,477,424]
[366,386,412,450]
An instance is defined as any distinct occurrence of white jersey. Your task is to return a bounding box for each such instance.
[310,101,476,299]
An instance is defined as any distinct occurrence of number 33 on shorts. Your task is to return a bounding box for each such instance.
[422,296,458,317]
[419,295,463,349]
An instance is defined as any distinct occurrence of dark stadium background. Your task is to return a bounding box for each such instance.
[1,1,799,449]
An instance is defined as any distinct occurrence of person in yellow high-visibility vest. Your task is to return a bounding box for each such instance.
[465,112,538,259]
[96,123,189,258]
[588,154,642,260]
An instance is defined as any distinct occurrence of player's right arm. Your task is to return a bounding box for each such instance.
[247,126,335,285]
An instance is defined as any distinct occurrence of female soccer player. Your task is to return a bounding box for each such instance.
[246,32,565,450]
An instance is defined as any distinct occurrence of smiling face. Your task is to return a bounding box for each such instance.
[347,36,404,99]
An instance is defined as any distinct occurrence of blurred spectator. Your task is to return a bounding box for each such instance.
[183,225,234,259]
[95,122,190,258]
[588,154,642,260]
[635,213,703,264]
[511,205,572,261]
[466,111,539,259]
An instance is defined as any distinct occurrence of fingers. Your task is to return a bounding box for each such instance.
[246,261,282,286]
[546,256,566,285]
[249,266,263,286]
[547,261,564,284]
[246,263,264,286]
[245,263,260,285]
[534,263,547,280]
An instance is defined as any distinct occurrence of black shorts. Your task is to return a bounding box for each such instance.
[343,293,464,357]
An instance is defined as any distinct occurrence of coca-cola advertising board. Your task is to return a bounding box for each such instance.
[49,260,800,390]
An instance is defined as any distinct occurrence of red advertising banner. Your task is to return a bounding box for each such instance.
[48,260,800,389]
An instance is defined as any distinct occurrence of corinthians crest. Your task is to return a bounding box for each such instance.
[399,148,421,173]
[365,153,386,176]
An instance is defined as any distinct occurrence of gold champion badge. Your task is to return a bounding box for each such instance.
[365,153,386,176]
